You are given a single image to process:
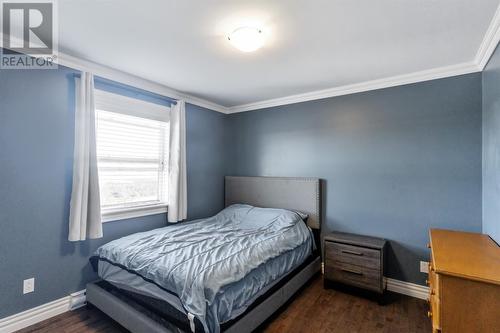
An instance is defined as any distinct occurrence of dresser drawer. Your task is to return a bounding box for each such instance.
[428,263,441,332]
[325,241,381,269]
[428,265,439,299]
[429,292,441,332]
[325,261,381,292]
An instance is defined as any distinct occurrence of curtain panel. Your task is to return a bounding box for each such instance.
[167,100,187,222]
[68,72,102,241]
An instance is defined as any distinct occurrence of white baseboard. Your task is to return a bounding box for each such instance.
[385,278,429,300]
[0,290,86,333]
[69,290,87,310]
[0,274,429,333]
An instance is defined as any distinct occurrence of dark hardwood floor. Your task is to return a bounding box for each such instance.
[17,276,431,333]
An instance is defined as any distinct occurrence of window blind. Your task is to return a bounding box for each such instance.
[95,101,169,212]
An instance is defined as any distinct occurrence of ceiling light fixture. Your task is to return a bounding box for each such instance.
[227,26,264,52]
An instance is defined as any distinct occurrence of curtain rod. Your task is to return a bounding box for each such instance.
[72,73,178,105]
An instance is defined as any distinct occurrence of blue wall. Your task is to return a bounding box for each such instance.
[186,104,228,219]
[0,67,227,318]
[0,64,487,319]
[227,73,483,285]
[483,44,500,244]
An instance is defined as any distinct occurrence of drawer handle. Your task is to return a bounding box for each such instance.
[427,311,432,318]
[341,250,364,256]
[341,268,363,275]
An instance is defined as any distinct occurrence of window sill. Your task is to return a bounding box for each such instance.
[101,204,168,223]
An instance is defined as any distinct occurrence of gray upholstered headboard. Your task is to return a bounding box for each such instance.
[225,176,321,229]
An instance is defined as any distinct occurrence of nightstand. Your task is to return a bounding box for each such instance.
[323,232,386,294]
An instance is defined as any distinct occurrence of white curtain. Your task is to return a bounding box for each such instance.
[167,100,187,222]
[68,72,102,241]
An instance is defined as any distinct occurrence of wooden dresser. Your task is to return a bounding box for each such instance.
[428,229,500,333]
[324,232,386,294]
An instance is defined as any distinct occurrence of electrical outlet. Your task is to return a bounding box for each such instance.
[420,261,429,273]
[23,278,35,294]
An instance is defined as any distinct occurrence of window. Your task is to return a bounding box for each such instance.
[94,89,170,222]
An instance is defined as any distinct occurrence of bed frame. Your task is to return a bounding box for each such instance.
[86,176,322,333]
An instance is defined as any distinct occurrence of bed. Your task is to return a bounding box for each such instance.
[86,176,322,333]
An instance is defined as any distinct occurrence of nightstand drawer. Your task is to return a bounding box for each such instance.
[325,241,381,269]
[325,261,381,292]
[323,232,386,295]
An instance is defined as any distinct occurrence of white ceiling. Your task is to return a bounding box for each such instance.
[58,0,499,108]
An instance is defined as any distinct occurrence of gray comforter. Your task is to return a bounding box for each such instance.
[93,204,313,332]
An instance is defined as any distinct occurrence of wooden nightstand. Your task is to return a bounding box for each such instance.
[323,232,386,294]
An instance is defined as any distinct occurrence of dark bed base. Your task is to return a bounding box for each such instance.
[86,256,321,333]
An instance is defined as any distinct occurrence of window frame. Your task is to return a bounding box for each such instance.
[94,89,170,223]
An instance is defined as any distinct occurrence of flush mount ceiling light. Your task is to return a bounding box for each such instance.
[227,26,264,52]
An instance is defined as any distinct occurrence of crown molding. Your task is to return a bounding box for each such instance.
[4,2,500,115]
[1,33,229,114]
[56,52,229,114]
[475,3,500,70]
[226,2,500,113]
[226,62,480,113]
